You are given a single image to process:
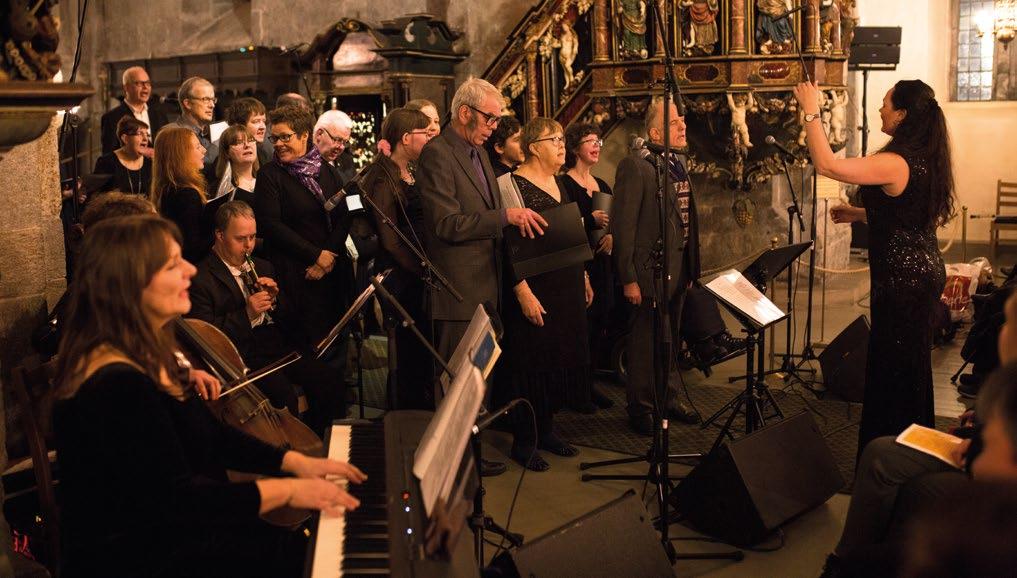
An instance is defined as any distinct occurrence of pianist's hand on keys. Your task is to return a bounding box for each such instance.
[258,450,368,517]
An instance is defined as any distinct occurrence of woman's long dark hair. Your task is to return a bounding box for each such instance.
[881,79,956,229]
[55,215,186,400]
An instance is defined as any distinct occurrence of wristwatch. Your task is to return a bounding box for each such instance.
[804,112,820,123]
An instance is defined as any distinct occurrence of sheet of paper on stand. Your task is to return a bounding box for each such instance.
[816,175,842,199]
[413,365,486,516]
[441,304,499,394]
[705,269,786,328]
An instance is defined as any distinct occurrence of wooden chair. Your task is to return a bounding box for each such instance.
[989,179,1017,262]
[4,356,61,576]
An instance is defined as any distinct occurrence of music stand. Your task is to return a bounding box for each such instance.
[315,271,389,418]
[699,243,808,451]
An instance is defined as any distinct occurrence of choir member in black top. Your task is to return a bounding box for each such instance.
[52,214,364,578]
[152,126,212,263]
[92,116,152,195]
[253,105,354,346]
[484,115,524,178]
[212,124,260,206]
[561,122,615,413]
[359,108,434,409]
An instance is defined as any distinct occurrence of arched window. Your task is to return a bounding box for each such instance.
[953,0,1017,101]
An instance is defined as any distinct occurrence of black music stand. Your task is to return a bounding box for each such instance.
[699,244,808,451]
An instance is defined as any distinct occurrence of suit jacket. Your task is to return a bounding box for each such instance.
[252,159,352,342]
[100,101,168,154]
[188,254,296,357]
[418,130,505,321]
[612,151,701,296]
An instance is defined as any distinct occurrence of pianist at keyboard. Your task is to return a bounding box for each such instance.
[51,215,367,578]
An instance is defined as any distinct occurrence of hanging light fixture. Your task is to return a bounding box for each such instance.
[975,0,1017,47]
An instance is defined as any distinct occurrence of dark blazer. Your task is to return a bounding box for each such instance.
[418,130,504,321]
[100,101,168,154]
[612,151,701,294]
[188,254,289,356]
[252,159,352,343]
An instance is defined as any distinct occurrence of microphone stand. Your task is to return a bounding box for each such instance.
[368,264,519,569]
[578,2,741,565]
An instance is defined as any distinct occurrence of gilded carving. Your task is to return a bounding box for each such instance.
[617,0,649,59]
[1,0,61,81]
[755,0,795,55]
[680,0,720,56]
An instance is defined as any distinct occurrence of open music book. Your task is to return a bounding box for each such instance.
[896,424,964,468]
[440,304,501,394]
[413,365,486,516]
[703,269,786,328]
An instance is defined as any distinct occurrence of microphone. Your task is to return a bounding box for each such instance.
[765,135,800,160]
[473,399,526,434]
[280,43,308,55]
[323,167,372,212]
[644,141,684,156]
[773,4,807,21]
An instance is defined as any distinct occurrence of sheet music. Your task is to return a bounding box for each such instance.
[705,269,785,328]
[440,304,498,393]
[209,121,229,144]
[413,365,486,515]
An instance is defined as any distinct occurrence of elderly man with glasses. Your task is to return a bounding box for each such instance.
[163,76,219,167]
[417,78,547,478]
[313,109,354,168]
[100,66,168,155]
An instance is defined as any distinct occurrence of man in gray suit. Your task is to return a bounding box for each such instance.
[417,78,546,475]
[613,96,701,436]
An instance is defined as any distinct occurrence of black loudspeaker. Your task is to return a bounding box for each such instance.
[673,412,844,547]
[819,315,870,403]
[849,26,902,70]
[494,490,673,578]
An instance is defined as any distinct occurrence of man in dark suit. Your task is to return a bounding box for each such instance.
[100,66,168,155]
[613,96,701,435]
[188,200,348,436]
[417,78,546,476]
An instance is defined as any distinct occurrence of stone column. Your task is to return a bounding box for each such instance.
[654,0,667,57]
[730,0,748,54]
[805,0,822,53]
[594,0,610,62]
[526,48,540,120]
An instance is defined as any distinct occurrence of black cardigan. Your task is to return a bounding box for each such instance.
[53,363,285,576]
[92,152,152,195]
[159,186,210,263]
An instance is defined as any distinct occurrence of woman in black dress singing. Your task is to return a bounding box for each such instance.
[499,117,594,471]
[794,80,954,455]
[52,214,364,578]
[93,115,152,195]
[152,126,211,263]
[561,122,615,413]
[212,124,260,206]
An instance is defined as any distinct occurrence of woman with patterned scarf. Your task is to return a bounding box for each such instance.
[252,104,354,348]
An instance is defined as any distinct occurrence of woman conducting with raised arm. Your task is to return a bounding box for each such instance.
[794,80,954,457]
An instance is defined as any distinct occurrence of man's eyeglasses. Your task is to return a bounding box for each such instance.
[268,132,297,144]
[533,135,565,146]
[187,96,218,105]
[318,128,349,147]
[467,104,501,129]
[129,80,152,88]
[580,137,604,148]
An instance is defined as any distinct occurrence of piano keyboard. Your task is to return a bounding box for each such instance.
[305,412,478,578]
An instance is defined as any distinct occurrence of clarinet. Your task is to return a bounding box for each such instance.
[241,252,276,311]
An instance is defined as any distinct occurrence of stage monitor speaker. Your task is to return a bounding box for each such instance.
[852,26,902,45]
[673,412,844,547]
[849,26,902,69]
[819,315,870,403]
[493,490,673,578]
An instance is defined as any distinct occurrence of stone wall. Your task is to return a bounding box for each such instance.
[0,118,65,374]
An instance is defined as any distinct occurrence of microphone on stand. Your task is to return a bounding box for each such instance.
[473,399,526,434]
[765,135,801,161]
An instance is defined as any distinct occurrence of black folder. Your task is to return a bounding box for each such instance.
[506,202,593,281]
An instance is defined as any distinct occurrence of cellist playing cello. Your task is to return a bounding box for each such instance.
[52,214,365,578]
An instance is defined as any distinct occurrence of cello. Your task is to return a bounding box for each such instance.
[171,317,323,527]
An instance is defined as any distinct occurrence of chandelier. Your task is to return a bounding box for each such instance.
[976,0,1017,47]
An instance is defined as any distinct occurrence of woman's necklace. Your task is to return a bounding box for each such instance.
[126,167,140,195]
